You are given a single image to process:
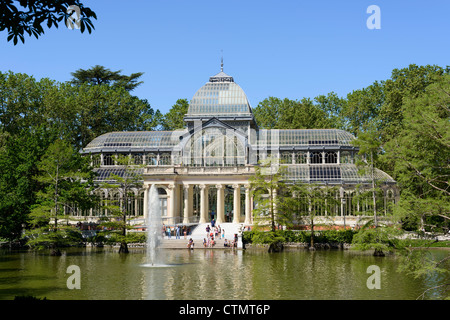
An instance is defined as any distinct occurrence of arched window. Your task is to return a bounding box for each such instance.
[137,190,145,216]
[125,191,136,216]
[310,152,322,164]
[132,153,144,165]
[340,151,352,164]
[146,153,157,165]
[185,127,245,167]
[159,153,172,165]
[281,152,292,164]
[325,151,337,164]
[103,153,114,166]
[294,152,307,164]
[92,154,101,167]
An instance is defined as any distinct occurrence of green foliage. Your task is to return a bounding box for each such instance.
[0,69,159,243]
[1,0,97,45]
[244,229,357,245]
[98,154,144,253]
[160,99,189,130]
[386,75,450,232]
[0,126,54,241]
[25,139,95,251]
[71,65,144,92]
[351,223,402,254]
[0,71,160,149]
[253,97,336,129]
[250,157,290,231]
[249,230,285,245]
[25,225,83,250]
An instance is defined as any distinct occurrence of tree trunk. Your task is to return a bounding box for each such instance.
[309,218,316,250]
[371,152,378,227]
[119,242,129,254]
[373,248,385,257]
[270,189,275,232]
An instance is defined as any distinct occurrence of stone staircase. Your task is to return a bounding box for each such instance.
[160,222,244,249]
[189,222,243,240]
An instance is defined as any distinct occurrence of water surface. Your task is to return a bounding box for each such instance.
[0,248,447,300]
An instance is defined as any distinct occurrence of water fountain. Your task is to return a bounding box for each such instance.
[143,184,163,267]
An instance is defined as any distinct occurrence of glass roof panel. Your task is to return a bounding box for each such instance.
[284,164,395,184]
[93,168,144,182]
[255,129,356,147]
[84,130,187,151]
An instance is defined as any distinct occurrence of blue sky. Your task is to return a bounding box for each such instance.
[1,0,449,114]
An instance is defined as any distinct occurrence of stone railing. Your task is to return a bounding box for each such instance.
[144,165,254,175]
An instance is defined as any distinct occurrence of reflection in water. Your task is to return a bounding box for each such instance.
[0,248,448,300]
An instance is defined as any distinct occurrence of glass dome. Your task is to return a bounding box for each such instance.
[186,71,253,117]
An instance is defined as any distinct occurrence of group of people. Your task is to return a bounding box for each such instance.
[201,224,238,248]
[162,224,191,239]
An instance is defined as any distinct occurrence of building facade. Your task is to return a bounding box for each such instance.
[79,68,398,227]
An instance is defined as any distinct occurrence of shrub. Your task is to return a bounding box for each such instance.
[243,229,356,244]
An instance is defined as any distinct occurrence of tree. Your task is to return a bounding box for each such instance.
[26,139,96,255]
[0,0,96,45]
[352,128,383,227]
[0,71,161,242]
[380,64,448,140]
[314,91,347,130]
[99,155,144,254]
[250,157,290,232]
[385,75,450,233]
[342,81,384,136]
[0,71,159,149]
[71,65,144,92]
[286,182,339,248]
[161,98,189,130]
[0,126,54,242]
[396,245,450,299]
[351,222,401,256]
[253,97,333,129]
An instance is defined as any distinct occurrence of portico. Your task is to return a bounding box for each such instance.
[142,167,254,226]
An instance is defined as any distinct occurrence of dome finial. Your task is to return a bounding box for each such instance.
[221,49,223,72]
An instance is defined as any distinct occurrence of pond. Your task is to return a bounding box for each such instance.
[0,247,447,300]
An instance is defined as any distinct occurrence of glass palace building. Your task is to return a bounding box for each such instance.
[80,68,398,227]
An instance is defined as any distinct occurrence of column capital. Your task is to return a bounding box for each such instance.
[216,184,224,189]
[167,183,176,190]
[183,184,192,191]
[199,184,208,190]
[232,183,240,189]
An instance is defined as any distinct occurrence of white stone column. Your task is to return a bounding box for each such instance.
[168,184,176,225]
[244,184,252,225]
[199,184,208,224]
[233,184,241,224]
[216,184,225,224]
[183,184,193,224]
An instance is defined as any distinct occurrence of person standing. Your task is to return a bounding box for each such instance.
[176,225,180,239]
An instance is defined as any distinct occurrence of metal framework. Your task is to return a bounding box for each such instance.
[78,67,398,223]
